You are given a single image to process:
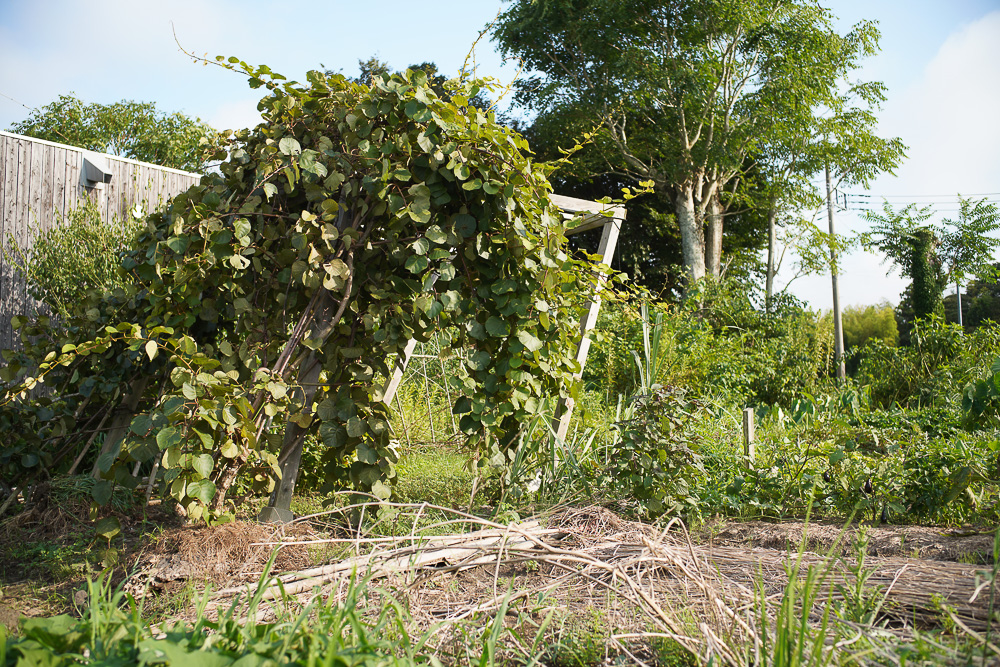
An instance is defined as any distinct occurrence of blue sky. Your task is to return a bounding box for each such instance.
[1,0,998,310]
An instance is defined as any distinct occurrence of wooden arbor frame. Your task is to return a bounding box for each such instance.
[379,194,625,441]
[261,194,624,522]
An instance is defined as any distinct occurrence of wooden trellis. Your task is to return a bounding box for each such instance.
[261,194,625,522]
[379,193,625,441]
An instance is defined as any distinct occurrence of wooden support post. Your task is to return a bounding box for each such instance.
[742,408,756,461]
[552,213,623,441]
[380,338,418,406]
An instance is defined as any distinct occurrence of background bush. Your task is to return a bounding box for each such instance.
[5,198,141,320]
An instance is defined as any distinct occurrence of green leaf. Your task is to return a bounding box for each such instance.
[192,453,214,479]
[516,330,543,352]
[165,236,189,254]
[357,443,378,464]
[92,480,113,506]
[441,290,461,311]
[317,398,337,421]
[162,447,183,469]
[454,214,477,238]
[187,479,217,504]
[347,417,365,438]
[405,255,428,274]
[426,225,448,244]
[130,414,153,435]
[371,480,391,500]
[485,316,509,337]
[95,516,121,540]
[156,426,183,450]
[279,136,302,155]
[412,237,430,255]
[229,254,250,270]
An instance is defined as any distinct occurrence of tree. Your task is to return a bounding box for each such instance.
[859,197,1000,339]
[521,117,767,295]
[494,0,902,286]
[9,95,217,172]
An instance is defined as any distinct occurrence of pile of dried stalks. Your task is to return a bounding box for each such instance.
[192,504,1000,665]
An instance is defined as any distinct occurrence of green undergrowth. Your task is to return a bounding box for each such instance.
[1,566,445,667]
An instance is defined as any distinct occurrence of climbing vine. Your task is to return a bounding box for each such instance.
[0,60,612,520]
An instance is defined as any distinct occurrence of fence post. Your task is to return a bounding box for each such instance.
[742,408,756,461]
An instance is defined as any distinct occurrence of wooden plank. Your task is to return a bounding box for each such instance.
[23,140,45,320]
[65,150,81,213]
[39,143,55,235]
[7,139,31,345]
[380,338,419,406]
[141,164,155,215]
[0,134,10,351]
[51,147,68,223]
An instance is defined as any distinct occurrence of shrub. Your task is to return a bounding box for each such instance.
[855,316,1000,409]
[585,280,835,408]
[841,302,898,349]
[4,198,140,320]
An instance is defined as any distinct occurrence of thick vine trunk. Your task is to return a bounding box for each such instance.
[210,450,247,514]
[705,193,723,277]
[765,206,777,313]
[675,185,706,282]
[91,377,149,479]
[261,294,337,522]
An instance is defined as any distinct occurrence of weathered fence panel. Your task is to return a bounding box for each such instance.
[0,131,201,352]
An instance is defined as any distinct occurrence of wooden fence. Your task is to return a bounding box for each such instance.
[0,131,202,351]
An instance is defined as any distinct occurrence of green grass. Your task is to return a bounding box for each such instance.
[394,445,480,507]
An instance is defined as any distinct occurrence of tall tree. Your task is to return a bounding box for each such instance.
[494,0,902,286]
[9,95,217,172]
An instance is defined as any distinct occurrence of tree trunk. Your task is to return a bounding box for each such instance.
[675,185,706,282]
[262,352,323,522]
[765,206,777,313]
[705,193,723,277]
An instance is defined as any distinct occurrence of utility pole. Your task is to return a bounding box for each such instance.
[956,281,964,327]
[826,162,846,382]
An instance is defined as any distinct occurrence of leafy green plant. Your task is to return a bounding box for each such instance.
[834,527,887,625]
[3,199,141,320]
[841,301,899,349]
[11,94,217,172]
[607,385,704,516]
[0,60,611,520]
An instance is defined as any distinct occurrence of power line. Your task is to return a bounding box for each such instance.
[0,90,32,112]
[846,192,1000,199]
